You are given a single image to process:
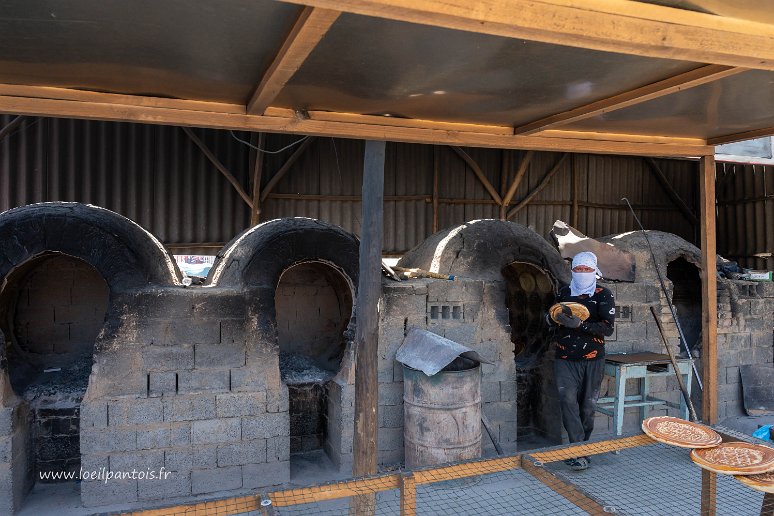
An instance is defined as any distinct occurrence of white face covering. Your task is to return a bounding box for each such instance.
[570,251,600,297]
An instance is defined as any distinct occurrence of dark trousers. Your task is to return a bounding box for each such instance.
[554,358,605,443]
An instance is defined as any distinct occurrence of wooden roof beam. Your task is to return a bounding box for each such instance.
[280,0,774,71]
[0,91,714,157]
[247,7,340,115]
[515,65,747,136]
[708,127,774,146]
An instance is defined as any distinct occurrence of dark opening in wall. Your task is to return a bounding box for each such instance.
[1,253,108,484]
[275,261,353,456]
[502,261,560,448]
[667,257,702,354]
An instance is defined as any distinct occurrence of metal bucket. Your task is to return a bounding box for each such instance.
[403,362,482,469]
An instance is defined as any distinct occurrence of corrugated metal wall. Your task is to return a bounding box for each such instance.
[1,115,703,255]
[716,162,774,270]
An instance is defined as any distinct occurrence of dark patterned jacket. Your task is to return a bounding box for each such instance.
[550,285,615,361]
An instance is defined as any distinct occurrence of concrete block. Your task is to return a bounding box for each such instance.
[0,406,15,436]
[149,372,177,396]
[195,343,246,368]
[719,382,743,403]
[81,478,138,506]
[110,450,164,472]
[377,427,403,452]
[242,413,289,440]
[142,345,194,371]
[266,388,289,413]
[728,333,751,349]
[137,425,172,450]
[753,345,773,363]
[242,461,290,489]
[81,428,136,453]
[138,471,191,501]
[217,439,267,467]
[379,404,403,428]
[216,392,267,418]
[79,401,108,429]
[126,398,164,425]
[193,446,218,469]
[427,281,464,302]
[615,322,648,342]
[165,449,193,472]
[191,418,241,445]
[378,447,404,466]
[751,331,773,349]
[266,436,290,462]
[500,381,518,402]
[393,360,404,382]
[482,402,518,423]
[191,466,242,495]
[164,395,216,422]
[481,382,500,403]
[177,369,230,393]
[220,319,247,344]
[378,383,404,406]
[725,366,741,384]
[443,325,477,346]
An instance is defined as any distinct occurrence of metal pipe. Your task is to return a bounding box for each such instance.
[622,197,703,391]
[650,306,698,421]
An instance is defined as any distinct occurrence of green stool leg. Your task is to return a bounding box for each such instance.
[614,367,627,436]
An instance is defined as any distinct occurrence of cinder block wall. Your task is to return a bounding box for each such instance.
[78,287,289,507]
[378,278,518,464]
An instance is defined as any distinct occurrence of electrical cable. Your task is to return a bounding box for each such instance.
[229,130,309,154]
[622,197,703,391]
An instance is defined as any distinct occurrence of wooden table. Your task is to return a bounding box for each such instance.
[596,352,694,435]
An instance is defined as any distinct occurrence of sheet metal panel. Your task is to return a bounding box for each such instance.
[277,13,698,127]
[0,0,300,104]
[565,70,774,140]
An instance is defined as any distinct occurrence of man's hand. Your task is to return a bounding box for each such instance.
[555,312,582,329]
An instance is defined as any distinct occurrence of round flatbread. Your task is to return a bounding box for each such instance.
[691,442,774,475]
[519,272,536,292]
[549,302,590,322]
[641,416,722,449]
[736,471,774,493]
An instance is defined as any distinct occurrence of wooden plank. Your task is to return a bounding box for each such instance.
[0,93,714,157]
[280,0,774,70]
[530,434,654,463]
[537,129,706,145]
[521,456,608,515]
[123,495,262,515]
[506,153,569,219]
[265,107,514,135]
[502,150,534,209]
[251,133,266,225]
[515,65,746,135]
[181,126,253,208]
[646,157,700,226]
[0,114,25,142]
[450,146,503,205]
[267,193,429,201]
[352,140,386,515]
[270,475,401,506]
[413,455,521,484]
[259,136,316,202]
[708,127,774,146]
[571,154,579,227]
[0,83,245,114]
[247,7,340,114]
[400,474,416,516]
[699,155,718,425]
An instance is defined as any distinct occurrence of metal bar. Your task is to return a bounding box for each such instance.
[181,126,253,208]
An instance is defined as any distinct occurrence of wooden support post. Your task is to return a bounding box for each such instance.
[0,115,25,142]
[699,154,718,516]
[646,157,700,226]
[499,149,509,220]
[506,153,569,219]
[501,150,534,219]
[250,133,265,225]
[432,146,440,232]
[450,146,503,205]
[351,140,385,516]
[182,126,253,208]
[399,473,416,516]
[571,155,579,227]
[260,136,315,202]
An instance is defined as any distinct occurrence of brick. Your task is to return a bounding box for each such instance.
[195,343,246,368]
[177,369,230,393]
[242,413,289,440]
[216,392,267,418]
[191,466,242,495]
[217,439,266,467]
[149,372,177,396]
[242,461,290,489]
[142,345,194,371]
[81,428,136,453]
[164,395,216,422]
[191,418,241,445]
[266,436,290,462]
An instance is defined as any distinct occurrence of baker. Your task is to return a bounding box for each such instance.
[548,251,615,471]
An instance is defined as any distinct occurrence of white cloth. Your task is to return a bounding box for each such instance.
[570,251,601,297]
